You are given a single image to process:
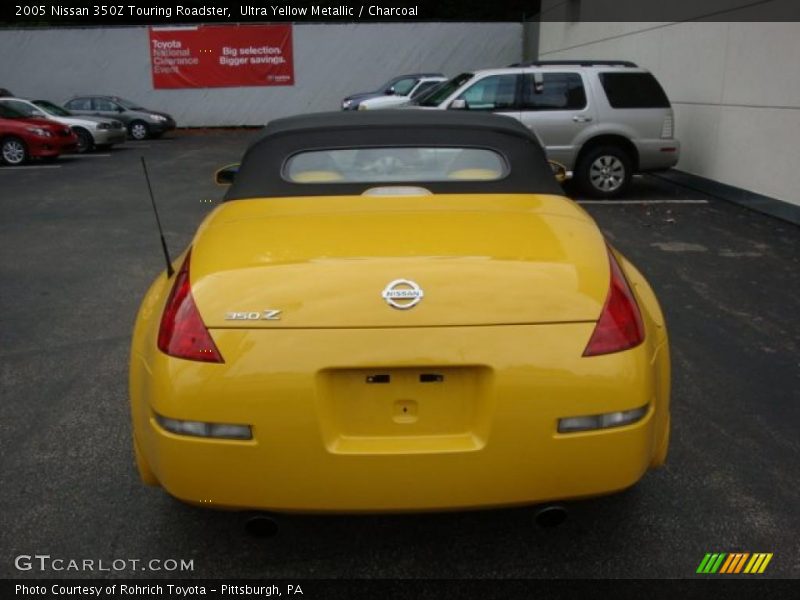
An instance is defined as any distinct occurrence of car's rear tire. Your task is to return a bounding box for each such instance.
[1,136,28,165]
[576,145,633,198]
[73,127,93,153]
[128,120,149,140]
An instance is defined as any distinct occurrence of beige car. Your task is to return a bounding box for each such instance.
[411,60,680,198]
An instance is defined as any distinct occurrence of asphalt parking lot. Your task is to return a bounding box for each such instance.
[1,131,798,580]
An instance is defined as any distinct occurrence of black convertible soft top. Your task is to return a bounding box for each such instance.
[224,110,562,200]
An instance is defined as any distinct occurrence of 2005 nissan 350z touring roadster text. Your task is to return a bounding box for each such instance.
[129,111,670,512]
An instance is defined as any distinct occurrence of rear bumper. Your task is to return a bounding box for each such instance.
[131,323,670,512]
[636,139,681,171]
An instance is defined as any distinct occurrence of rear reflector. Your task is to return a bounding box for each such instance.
[155,413,251,440]
[157,250,224,363]
[583,248,645,356]
[558,405,649,433]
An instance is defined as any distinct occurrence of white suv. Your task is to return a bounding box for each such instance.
[409,61,680,197]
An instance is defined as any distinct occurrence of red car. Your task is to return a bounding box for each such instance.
[0,103,77,165]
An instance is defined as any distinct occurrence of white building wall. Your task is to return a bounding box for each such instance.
[0,23,522,126]
[539,16,800,208]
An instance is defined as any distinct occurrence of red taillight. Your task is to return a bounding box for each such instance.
[157,250,224,363]
[583,249,645,357]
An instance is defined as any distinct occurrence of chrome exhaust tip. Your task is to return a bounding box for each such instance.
[244,514,280,538]
[534,505,568,528]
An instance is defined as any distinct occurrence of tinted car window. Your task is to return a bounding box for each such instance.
[284,147,507,183]
[0,103,26,118]
[458,75,519,111]
[411,81,441,99]
[93,98,119,111]
[391,78,418,96]
[33,100,71,117]
[416,73,473,107]
[115,98,146,110]
[599,72,670,108]
[522,73,586,110]
[0,100,40,117]
[66,98,91,110]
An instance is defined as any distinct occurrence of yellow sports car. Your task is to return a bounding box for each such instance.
[129,111,670,513]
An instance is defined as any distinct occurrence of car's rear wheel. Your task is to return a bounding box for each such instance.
[73,127,93,153]
[129,120,149,140]
[576,145,632,198]
[1,136,28,165]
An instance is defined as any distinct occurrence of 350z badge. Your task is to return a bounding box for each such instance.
[225,310,282,321]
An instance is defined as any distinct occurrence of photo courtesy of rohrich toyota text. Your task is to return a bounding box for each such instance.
[14,583,301,596]
[1,1,799,598]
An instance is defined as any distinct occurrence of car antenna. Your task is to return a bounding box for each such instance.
[140,156,174,278]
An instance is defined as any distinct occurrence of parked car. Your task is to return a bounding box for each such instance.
[64,95,176,140]
[0,102,77,165]
[356,76,447,110]
[0,98,126,153]
[129,111,670,513]
[410,61,680,198]
[341,72,444,111]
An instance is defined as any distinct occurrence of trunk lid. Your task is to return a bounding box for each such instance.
[189,194,609,329]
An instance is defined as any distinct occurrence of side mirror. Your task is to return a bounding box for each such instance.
[215,163,240,185]
[116,106,125,113]
[385,87,396,96]
[449,98,467,110]
[548,160,567,183]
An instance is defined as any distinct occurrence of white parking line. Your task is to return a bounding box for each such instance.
[576,199,709,205]
[0,165,62,171]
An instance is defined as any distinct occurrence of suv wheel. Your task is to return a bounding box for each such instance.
[129,120,149,141]
[1,136,28,165]
[576,146,632,198]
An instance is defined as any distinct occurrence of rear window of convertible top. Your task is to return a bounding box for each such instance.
[283,147,508,184]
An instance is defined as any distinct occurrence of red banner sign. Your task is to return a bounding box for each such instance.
[149,25,294,89]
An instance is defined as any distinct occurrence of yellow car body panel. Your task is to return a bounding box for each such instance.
[129,192,670,512]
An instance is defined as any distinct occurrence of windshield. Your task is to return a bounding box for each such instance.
[379,76,406,92]
[33,100,71,116]
[115,97,145,110]
[0,100,36,119]
[411,81,444,100]
[415,73,474,107]
[0,103,27,119]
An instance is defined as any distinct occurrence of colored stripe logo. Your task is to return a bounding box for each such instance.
[696,552,773,574]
